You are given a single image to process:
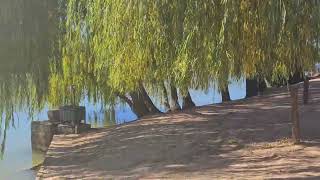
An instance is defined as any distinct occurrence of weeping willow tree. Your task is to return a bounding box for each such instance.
[50,0,204,116]
[51,0,320,119]
[51,0,232,114]
[0,0,59,157]
[229,1,320,88]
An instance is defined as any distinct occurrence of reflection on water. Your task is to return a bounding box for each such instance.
[0,113,41,179]
[86,104,137,128]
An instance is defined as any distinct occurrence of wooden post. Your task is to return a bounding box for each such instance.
[303,77,310,104]
[289,84,301,144]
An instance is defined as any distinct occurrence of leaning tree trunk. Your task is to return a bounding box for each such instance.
[119,92,150,118]
[182,90,195,109]
[169,84,181,111]
[246,78,258,98]
[117,85,161,118]
[138,83,161,114]
[221,86,231,102]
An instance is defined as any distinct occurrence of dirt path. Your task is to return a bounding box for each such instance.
[37,80,320,179]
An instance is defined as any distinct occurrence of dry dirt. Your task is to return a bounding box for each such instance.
[37,80,320,179]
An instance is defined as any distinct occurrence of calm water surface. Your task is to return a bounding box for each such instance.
[0,82,245,180]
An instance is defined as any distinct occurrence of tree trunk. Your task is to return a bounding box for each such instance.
[290,84,301,144]
[182,90,195,109]
[169,84,181,111]
[303,77,310,104]
[138,84,161,114]
[127,92,150,118]
[221,86,231,102]
[117,85,161,118]
[246,77,266,97]
[257,78,267,95]
[161,82,170,111]
[246,78,258,98]
[289,71,304,85]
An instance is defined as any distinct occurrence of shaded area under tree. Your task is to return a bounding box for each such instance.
[37,79,320,179]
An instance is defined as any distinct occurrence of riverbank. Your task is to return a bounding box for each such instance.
[37,79,320,179]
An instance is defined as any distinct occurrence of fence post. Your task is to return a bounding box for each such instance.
[289,84,301,144]
[303,77,310,104]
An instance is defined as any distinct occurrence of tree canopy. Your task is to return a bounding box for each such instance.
[0,0,59,157]
[50,0,320,114]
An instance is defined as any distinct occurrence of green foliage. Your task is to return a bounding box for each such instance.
[53,0,320,105]
[230,0,320,78]
[0,0,58,156]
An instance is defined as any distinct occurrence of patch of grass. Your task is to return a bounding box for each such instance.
[248,138,294,150]
[227,138,239,145]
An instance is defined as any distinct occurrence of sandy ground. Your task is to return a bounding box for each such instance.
[37,80,320,179]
